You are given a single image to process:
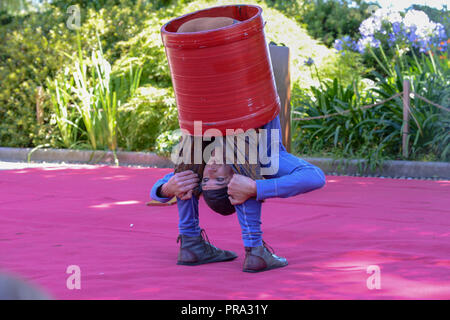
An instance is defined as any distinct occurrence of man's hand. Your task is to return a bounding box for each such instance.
[227,174,257,205]
[160,170,199,200]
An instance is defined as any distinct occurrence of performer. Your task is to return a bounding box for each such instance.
[151,15,326,273]
[151,116,326,273]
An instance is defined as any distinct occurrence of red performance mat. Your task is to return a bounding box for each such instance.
[0,165,449,299]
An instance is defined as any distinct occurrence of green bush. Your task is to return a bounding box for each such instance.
[1,0,342,154]
[117,85,178,152]
[292,78,394,167]
[292,48,449,164]
[0,0,159,148]
[0,6,71,148]
[286,0,375,47]
[4,0,413,165]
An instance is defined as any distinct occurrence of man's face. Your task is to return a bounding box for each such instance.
[201,157,234,190]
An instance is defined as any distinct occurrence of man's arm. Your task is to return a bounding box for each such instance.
[255,153,326,201]
[227,155,325,204]
[255,115,326,201]
[150,172,174,203]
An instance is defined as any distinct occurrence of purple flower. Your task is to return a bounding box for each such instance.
[333,39,343,51]
[365,36,381,48]
[392,22,401,34]
[436,24,447,41]
[355,39,366,54]
[418,39,430,52]
[372,39,381,48]
[342,35,352,43]
[407,26,418,43]
[352,8,447,56]
[304,57,314,66]
[388,33,396,46]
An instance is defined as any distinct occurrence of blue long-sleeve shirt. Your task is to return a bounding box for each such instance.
[150,115,326,202]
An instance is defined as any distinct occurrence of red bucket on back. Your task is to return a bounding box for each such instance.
[160,5,280,136]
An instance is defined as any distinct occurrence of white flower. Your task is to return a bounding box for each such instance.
[403,9,437,40]
[398,47,410,56]
[371,8,403,25]
[359,36,380,48]
[385,11,402,25]
[359,16,382,37]
[359,7,402,37]
[403,10,429,29]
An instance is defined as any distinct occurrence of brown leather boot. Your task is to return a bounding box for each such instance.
[177,229,238,266]
[243,241,288,273]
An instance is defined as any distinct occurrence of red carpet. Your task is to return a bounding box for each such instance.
[0,165,449,299]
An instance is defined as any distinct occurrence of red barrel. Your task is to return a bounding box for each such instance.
[160,4,280,136]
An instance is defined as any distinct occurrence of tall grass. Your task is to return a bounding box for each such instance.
[47,33,143,164]
[47,70,81,149]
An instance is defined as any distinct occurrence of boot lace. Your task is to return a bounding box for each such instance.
[200,229,219,254]
[176,230,221,255]
[262,240,276,256]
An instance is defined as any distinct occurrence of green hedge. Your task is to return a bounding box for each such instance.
[0,0,176,149]
[1,0,342,153]
[264,0,375,47]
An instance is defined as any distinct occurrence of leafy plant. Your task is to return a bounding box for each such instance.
[47,70,81,149]
[284,0,375,47]
[293,46,449,165]
[292,77,395,169]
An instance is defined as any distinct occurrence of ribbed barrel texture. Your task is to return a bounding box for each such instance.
[161,5,280,136]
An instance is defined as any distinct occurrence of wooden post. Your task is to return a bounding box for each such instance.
[269,43,291,152]
[402,80,410,158]
[36,86,44,125]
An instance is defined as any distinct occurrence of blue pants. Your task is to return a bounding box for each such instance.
[176,186,263,247]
